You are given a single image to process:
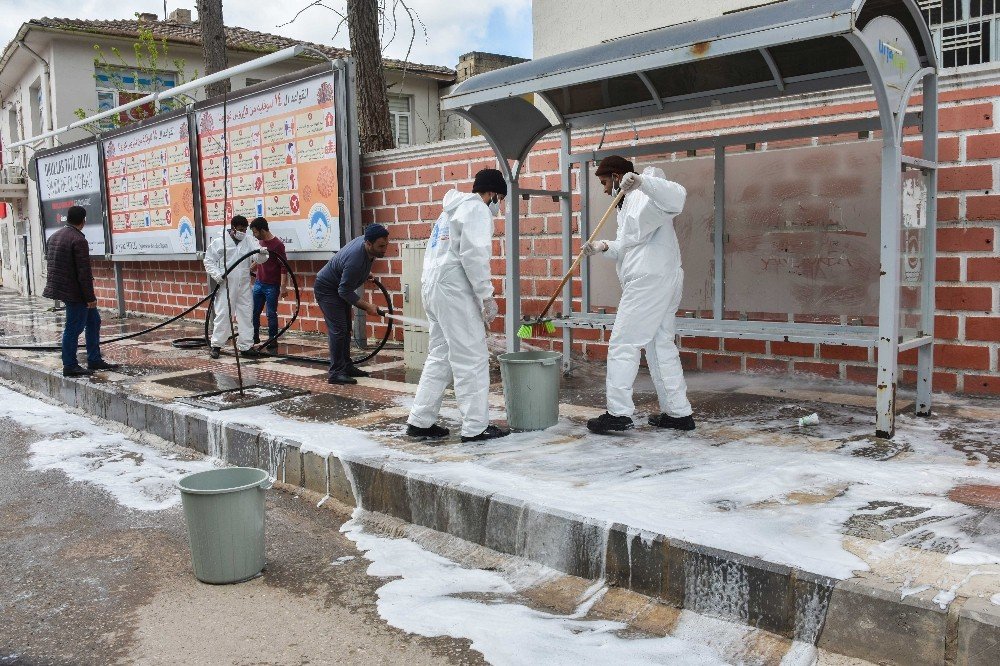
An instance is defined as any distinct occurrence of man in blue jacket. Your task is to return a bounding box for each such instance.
[314,224,389,384]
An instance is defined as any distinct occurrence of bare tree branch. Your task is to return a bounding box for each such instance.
[277,0,345,28]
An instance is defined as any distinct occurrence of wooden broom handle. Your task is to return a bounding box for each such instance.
[537,188,625,321]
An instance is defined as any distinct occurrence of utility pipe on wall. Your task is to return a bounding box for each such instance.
[15,41,55,149]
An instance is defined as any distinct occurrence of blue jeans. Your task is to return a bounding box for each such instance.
[252,281,280,343]
[62,302,102,369]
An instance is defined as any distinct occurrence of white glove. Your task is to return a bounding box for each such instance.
[257,247,270,262]
[620,172,642,194]
[582,241,607,256]
[482,297,499,324]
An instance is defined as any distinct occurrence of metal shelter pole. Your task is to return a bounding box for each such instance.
[846,30,903,439]
[916,72,939,416]
[560,126,574,373]
[713,143,726,320]
[505,174,521,353]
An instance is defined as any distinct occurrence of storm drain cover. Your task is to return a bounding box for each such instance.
[175,383,308,411]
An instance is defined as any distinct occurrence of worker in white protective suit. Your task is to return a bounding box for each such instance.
[582,155,695,434]
[406,168,511,443]
[203,215,270,359]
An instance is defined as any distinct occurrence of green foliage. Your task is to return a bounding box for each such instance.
[73,13,199,134]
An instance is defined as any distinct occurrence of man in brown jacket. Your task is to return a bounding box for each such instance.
[42,206,119,377]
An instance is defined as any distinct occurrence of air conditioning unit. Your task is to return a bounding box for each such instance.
[5,166,24,184]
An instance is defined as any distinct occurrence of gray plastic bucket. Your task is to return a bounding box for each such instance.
[499,351,562,431]
[177,467,272,584]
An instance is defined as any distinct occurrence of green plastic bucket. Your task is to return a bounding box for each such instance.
[499,351,562,431]
[177,467,272,584]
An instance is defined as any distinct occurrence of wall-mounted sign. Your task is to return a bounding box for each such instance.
[36,141,106,255]
[195,71,344,252]
[102,113,198,255]
[861,16,923,115]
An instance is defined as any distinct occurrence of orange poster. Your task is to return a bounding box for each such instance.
[196,74,341,252]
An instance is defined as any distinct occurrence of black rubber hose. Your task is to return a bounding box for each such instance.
[0,249,263,351]
[204,255,395,366]
[1,249,395,367]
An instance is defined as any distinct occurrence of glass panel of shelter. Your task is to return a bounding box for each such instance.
[584,152,716,315]
[723,140,883,324]
[582,138,886,326]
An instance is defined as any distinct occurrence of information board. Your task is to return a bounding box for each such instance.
[195,71,343,252]
[36,142,106,255]
[103,114,198,255]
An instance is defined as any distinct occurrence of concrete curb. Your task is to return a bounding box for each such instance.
[4,354,997,663]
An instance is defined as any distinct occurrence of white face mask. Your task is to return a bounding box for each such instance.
[488,196,501,217]
[232,230,246,242]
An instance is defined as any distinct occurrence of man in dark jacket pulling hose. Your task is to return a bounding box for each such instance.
[314,224,389,385]
[42,206,119,377]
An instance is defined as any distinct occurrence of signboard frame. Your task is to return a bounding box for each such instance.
[191,61,357,258]
[34,136,109,257]
[100,106,203,260]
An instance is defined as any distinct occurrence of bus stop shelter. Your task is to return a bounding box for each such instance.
[441,0,939,439]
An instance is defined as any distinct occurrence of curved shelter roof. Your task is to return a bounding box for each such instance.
[442,0,936,161]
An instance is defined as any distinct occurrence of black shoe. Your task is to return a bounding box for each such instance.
[345,365,370,378]
[406,423,450,440]
[63,365,94,377]
[253,336,261,344]
[87,359,120,371]
[328,373,358,385]
[210,347,221,359]
[265,341,279,351]
[587,412,634,434]
[648,413,696,431]
[240,349,265,358]
[461,424,511,443]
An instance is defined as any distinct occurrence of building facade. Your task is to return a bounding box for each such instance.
[0,9,454,294]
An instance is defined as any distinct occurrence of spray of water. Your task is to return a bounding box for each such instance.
[384,313,545,353]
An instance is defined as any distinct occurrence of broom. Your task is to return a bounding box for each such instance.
[517,188,626,339]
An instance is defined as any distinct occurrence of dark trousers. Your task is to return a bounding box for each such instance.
[252,281,280,342]
[62,302,102,369]
[315,289,353,377]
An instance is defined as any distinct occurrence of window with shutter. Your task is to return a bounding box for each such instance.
[388,95,412,147]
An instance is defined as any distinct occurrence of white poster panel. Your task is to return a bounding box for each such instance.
[38,143,106,255]
[103,116,198,255]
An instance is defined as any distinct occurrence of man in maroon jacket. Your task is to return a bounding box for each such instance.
[42,206,119,377]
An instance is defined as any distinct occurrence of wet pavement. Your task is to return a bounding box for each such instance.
[0,397,481,665]
[2,289,1000,610]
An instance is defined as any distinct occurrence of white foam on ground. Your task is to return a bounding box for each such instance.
[341,516,731,666]
[0,386,217,511]
[946,550,1000,566]
[176,395,1000,580]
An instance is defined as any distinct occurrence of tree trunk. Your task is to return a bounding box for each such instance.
[348,0,394,152]
[197,0,230,99]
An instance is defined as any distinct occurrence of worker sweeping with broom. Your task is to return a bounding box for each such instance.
[583,156,695,434]
[406,168,511,443]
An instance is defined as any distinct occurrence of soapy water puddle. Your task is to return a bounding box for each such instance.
[342,512,827,666]
[0,384,217,511]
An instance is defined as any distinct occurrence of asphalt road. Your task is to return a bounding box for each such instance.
[0,404,484,666]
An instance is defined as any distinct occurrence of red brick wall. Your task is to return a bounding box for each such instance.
[91,83,1000,395]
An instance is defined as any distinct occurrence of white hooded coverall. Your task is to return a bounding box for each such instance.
[602,167,693,419]
[408,190,494,438]
[203,230,267,351]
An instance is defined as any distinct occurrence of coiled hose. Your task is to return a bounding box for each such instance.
[0,249,395,366]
